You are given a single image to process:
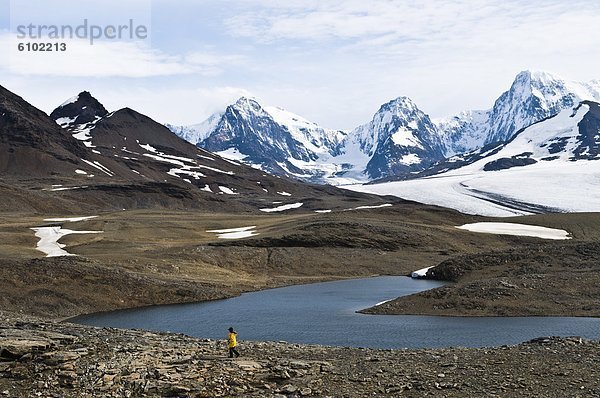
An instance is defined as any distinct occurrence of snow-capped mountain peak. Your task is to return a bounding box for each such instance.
[50,91,108,128]
[508,70,583,109]
[347,96,445,179]
[167,96,349,180]
[437,70,600,156]
[352,97,427,154]
[484,70,597,144]
[231,96,265,116]
[165,111,224,147]
[264,104,347,156]
[169,94,449,183]
[380,96,419,113]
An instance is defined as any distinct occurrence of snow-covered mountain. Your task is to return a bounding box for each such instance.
[350,101,600,217]
[0,84,394,213]
[436,109,488,156]
[169,96,446,182]
[353,97,445,179]
[168,97,347,180]
[169,70,600,184]
[437,71,600,155]
[165,111,223,149]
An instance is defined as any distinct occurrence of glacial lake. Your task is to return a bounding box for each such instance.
[72,276,600,349]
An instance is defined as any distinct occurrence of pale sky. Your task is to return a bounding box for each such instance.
[1,0,599,130]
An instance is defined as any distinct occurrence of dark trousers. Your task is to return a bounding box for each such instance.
[229,347,240,358]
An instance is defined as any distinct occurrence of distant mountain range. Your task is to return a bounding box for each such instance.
[348,100,600,217]
[2,69,598,217]
[167,95,447,183]
[168,71,600,184]
[0,85,391,214]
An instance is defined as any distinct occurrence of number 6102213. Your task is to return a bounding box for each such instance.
[17,42,67,51]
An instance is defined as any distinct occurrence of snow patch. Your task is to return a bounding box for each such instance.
[81,159,113,176]
[216,148,247,161]
[259,202,304,212]
[30,226,102,257]
[197,165,235,175]
[206,226,259,239]
[391,127,423,148]
[139,143,157,153]
[398,154,421,165]
[59,94,79,107]
[197,154,215,161]
[353,204,393,210]
[411,266,434,278]
[167,168,206,180]
[374,298,395,306]
[48,186,88,191]
[219,186,238,195]
[56,117,76,126]
[143,153,185,166]
[456,222,571,240]
[44,216,98,222]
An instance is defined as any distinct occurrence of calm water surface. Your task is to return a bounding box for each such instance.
[73,277,600,349]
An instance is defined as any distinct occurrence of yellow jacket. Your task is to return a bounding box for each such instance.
[228,332,237,348]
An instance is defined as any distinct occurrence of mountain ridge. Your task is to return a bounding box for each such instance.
[0,86,398,213]
[169,70,600,184]
[168,95,445,182]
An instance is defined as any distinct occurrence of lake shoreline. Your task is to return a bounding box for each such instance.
[365,240,600,318]
[68,276,599,350]
[60,273,391,323]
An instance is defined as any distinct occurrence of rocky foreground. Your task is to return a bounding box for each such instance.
[1,312,599,397]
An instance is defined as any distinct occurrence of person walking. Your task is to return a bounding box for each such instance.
[227,327,240,358]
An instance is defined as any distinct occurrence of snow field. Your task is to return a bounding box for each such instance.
[456,222,571,240]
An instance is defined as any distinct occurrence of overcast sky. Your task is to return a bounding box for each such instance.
[1,0,599,129]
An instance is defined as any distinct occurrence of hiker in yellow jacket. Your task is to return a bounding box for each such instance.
[227,327,240,358]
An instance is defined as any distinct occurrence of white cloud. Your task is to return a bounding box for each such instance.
[225,0,597,48]
[223,0,600,73]
[102,86,252,125]
[220,0,600,123]
[1,33,243,78]
[2,1,600,131]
